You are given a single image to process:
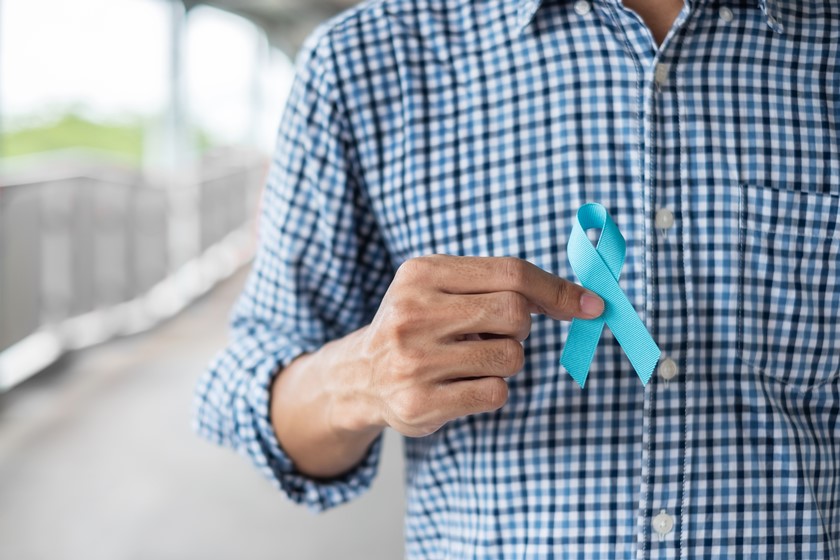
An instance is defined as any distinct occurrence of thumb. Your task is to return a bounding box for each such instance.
[518,265,604,321]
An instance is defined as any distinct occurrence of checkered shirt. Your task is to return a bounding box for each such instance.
[194,0,840,557]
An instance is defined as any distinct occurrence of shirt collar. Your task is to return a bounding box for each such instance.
[515,0,787,35]
[383,0,787,66]
[383,0,543,63]
[513,0,543,34]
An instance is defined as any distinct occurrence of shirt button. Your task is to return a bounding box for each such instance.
[654,208,675,230]
[719,6,734,22]
[658,357,678,381]
[654,63,670,86]
[653,510,674,540]
[574,0,591,16]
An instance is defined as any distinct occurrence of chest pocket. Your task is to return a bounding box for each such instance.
[738,184,840,390]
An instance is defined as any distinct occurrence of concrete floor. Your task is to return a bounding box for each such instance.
[0,269,405,560]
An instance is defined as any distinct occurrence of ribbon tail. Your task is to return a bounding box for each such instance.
[561,317,605,388]
[597,281,661,385]
[607,315,661,385]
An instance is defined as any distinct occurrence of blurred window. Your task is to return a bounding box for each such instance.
[0,0,170,165]
[185,5,295,154]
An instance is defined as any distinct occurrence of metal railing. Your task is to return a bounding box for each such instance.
[0,149,266,390]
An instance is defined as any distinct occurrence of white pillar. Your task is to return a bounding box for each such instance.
[249,29,268,150]
[162,0,200,274]
[164,0,191,168]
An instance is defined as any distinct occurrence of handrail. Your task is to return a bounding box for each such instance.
[0,150,266,391]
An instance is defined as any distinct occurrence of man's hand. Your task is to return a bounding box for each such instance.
[352,255,604,437]
[271,255,603,477]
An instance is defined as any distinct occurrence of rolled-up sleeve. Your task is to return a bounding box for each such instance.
[193,27,395,512]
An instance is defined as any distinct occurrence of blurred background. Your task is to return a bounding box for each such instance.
[0,1,405,558]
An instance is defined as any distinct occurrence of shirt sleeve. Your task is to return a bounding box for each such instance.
[192,28,395,513]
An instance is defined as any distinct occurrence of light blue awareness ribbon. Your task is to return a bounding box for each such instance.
[560,203,661,388]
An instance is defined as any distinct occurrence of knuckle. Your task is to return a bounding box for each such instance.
[484,378,509,410]
[553,279,575,312]
[500,257,527,291]
[504,292,530,323]
[396,257,428,282]
[502,339,525,372]
[518,314,533,341]
[388,295,411,317]
[485,339,524,373]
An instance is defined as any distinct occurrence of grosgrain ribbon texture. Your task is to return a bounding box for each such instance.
[560,203,661,388]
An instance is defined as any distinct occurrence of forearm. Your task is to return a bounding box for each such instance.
[270,326,384,479]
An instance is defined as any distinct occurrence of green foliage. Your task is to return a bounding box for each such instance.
[2,113,147,165]
[1,112,218,166]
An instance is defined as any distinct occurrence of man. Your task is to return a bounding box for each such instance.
[195,0,840,557]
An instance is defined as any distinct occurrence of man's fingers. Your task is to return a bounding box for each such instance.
[400,255,604,320]
[433,376,510,420]
[494,258,603,320]
[427,337,525,380]
[436,291,533,341]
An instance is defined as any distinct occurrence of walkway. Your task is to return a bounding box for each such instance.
[0,269,405,560]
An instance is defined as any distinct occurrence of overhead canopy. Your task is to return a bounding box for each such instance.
[183,0,358,55]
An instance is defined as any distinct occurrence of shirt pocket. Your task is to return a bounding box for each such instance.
[738,184,840,390]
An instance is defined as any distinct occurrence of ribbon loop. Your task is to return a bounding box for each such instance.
[560,203,661,388]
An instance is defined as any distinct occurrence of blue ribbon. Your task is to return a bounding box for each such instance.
[560,203,661,388]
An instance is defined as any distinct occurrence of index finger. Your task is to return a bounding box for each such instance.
[405,255,604,321]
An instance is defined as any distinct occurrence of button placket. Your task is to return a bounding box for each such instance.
[634,4,692,552]
[654,63,670,89]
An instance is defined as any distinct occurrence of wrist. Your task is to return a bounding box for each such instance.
[321,326,387,437]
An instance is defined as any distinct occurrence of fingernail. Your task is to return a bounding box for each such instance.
[580,293,604,318]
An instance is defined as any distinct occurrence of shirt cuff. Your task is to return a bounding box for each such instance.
[246,347,384,512]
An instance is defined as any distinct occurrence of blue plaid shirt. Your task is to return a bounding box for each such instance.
[194,0,840,557]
